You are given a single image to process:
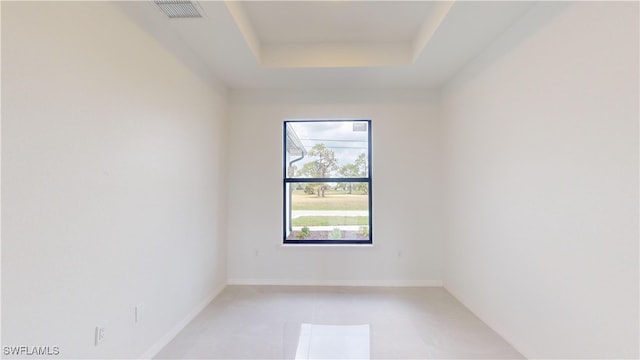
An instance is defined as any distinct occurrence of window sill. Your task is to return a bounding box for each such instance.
[281,243,374,248]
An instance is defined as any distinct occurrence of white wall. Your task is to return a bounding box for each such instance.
[1,2,227,358]
[442,2,638,358]
[227,89,443,286]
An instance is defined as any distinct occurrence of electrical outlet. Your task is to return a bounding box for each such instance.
[95,326,105,346]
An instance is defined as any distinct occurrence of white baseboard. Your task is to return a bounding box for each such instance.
[139,282,226,359]
[227,278,443,287]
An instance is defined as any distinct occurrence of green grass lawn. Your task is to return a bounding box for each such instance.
[292,216,369,226]
[292,191,368,211]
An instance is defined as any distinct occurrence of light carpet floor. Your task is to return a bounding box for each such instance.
[155,285,523,359]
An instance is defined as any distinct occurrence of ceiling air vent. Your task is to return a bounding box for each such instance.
[154,0,202,19]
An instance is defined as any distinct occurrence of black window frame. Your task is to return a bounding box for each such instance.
[283,119,373,245]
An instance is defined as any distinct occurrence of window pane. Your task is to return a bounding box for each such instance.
[285,121,369,179]
[285,182,370,242]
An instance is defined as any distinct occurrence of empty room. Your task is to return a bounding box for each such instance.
[1,1,638,359]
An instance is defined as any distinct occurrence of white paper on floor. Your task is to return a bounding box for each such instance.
[295,323,370,360]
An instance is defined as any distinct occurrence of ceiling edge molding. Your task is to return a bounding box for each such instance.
[224,1,262,63]
[412,0,455,62]
[261,42,413,68]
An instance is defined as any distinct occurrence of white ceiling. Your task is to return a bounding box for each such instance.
[242,1,434,44]
[117,1,535,90]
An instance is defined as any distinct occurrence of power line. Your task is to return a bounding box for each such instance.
[322,146,368,150]
[300,138,367,143]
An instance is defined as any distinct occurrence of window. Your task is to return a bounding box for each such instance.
[283,120,372,244]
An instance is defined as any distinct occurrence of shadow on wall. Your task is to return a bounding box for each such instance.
[446,2,571,92]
